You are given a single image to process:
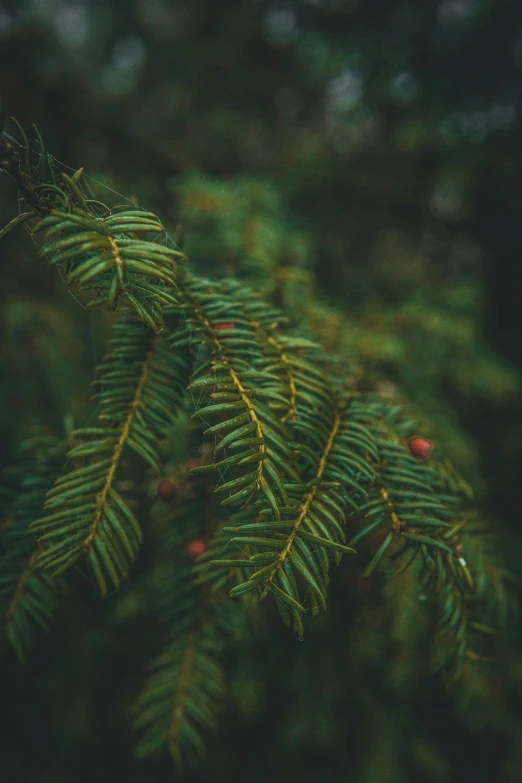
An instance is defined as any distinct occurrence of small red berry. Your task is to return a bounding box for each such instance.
[454,542,463,555]
[186,459,202,472]
[186,538,207,558]
[213,322,235,338]
[156,479,187,499]
[408,437,433,460]
[156,478,177,499]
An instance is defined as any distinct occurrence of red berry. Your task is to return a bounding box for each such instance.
[454,542,463,554]
[186,538,207,558]
[213,322,235,338]
[408,437,433,460]
[157,479,188,499]
[156,478,177,499]
[186,459,202,472]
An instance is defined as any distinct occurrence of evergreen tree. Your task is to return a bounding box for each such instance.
[1,3,522,781]
[0,115,520,782]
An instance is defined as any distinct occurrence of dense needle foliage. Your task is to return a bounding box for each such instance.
[0,119,519,779]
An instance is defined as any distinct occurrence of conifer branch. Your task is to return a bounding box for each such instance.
[223,281,300,422]
[178,278,297,519]
[133,593,232,767]
[132,480,235,767]
[265,413,342,591]
[167,626,200,749]
[348,403,514,679]
[213,404,368,631]
[1,121,517,771]
[0,122,185,329]
[84,337,156,557]
[31,318,191,593]
[0,435,67,661]
[265,333,298,422]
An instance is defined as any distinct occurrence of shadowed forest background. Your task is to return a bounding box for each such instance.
[1,1,522,781]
